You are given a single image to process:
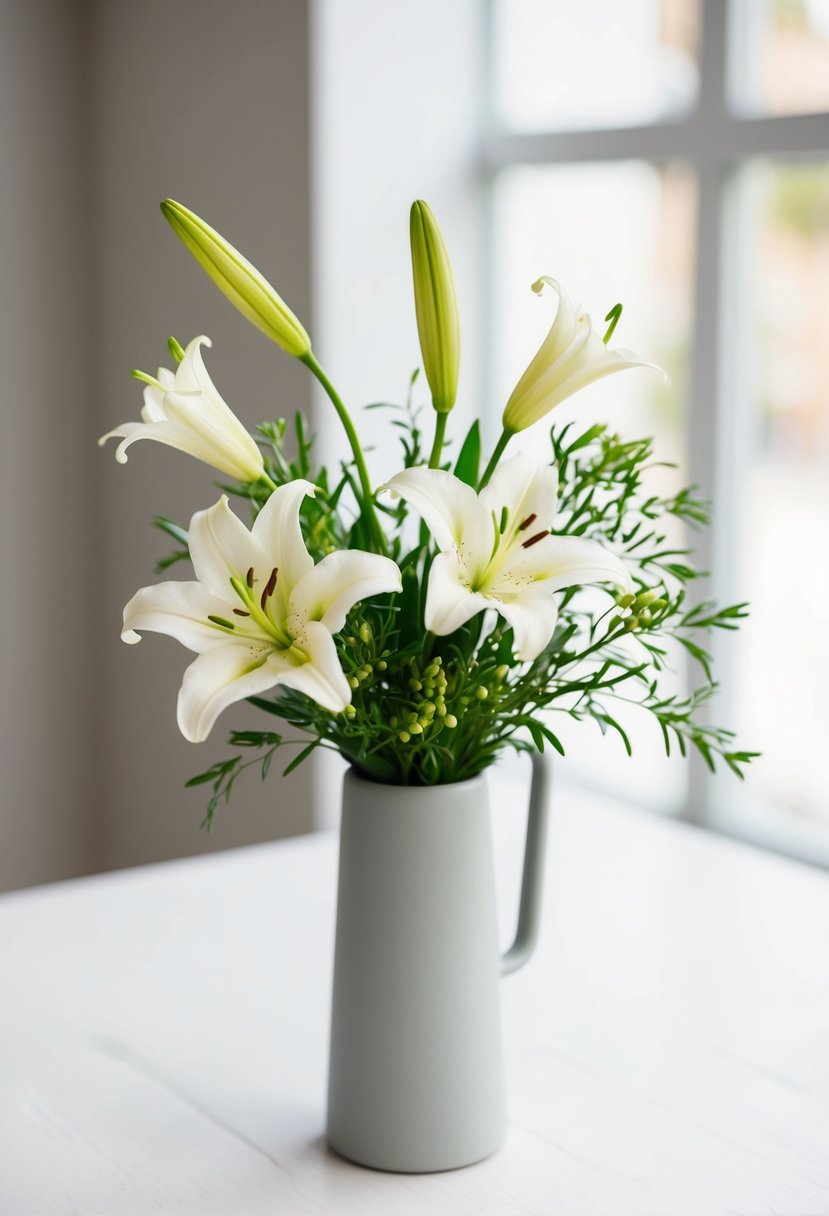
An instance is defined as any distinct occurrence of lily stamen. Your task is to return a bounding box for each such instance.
[518,513,537,532]
[246,566,255,588]
[521,530,548,550]
[260,567,278,612]
[208,614,236,630]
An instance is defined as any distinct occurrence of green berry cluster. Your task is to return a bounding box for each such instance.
[610,587,669,634]
[391,656,458,744]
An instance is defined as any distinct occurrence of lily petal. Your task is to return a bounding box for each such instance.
[526,534,633,595]
[424,552,490,636]
[495,591,560,662]
[380,467,489,556]
[250,478,317,595]
[176,643,286,743]
[290,550,402,633]
[275,620,352,713]
[479,454,559,539]
[188,496,268,599]
[103,419,232,468]
[122,581,239,652]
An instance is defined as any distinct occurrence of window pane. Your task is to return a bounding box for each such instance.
[729,160,829,832]
[491,162,696,812]
[493,0,700,132]
[731,0,829,116]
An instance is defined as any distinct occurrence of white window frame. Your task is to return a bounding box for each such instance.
[481,0,829,865]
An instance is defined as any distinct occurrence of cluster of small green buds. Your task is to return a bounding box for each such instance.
[396,655,456,743]
[614,586,668,633]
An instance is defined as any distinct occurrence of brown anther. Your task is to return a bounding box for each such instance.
[233,608,250,617]
[246,566,255,588]
[522,530,548,549]
[518,513,537,532]
[260,567,278,612]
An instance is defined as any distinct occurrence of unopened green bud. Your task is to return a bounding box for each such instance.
[398,730,411,743]
[410,200,460,414]
[344,704,356,720]
[625,616,640,631]
[436,703,447,717]
[409,678,422,692]
[161,199,311,356]
[376,660,387,672]
[422,702,436,718]
[390,715,399,728]
[409,722,423,735]
[475,686,488,701]
[634,589,660,608]
[347,675,359,689]
[444,714,458,728]
[495,664,509,681]
[617,592,636,608]
[359,622,373,644]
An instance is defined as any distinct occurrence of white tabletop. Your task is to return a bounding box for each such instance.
[2,770,829,1216]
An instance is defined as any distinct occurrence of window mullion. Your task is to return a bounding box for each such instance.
[684,0,732,824]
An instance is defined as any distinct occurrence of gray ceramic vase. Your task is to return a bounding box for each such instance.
[327,754,552,1173]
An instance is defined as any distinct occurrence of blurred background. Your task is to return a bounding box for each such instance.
[1,0,828,893]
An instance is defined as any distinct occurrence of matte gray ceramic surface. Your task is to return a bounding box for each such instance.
[327,755,551,1173]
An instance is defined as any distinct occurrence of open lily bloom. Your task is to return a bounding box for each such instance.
[122,483,402,742]
[502,278,663,433]
[99,335,265,483]
[382,455,631,662]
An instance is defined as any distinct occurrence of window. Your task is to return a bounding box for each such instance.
[484,0,829,862]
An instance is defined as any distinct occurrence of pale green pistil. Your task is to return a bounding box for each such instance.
[213,567,297,652]
[468,511,549,594]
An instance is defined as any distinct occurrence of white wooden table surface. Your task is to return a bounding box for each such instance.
[2,770,829,1216]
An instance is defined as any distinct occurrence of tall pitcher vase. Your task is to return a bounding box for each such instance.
[327,754,552,1173]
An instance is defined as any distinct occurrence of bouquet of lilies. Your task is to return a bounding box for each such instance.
[103,199,755,822]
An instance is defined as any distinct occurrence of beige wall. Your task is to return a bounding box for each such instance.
[0,0,314,891]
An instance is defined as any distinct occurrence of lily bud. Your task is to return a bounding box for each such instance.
[410,200,460,414]
[502,278,663,434]
[161,199,311,357]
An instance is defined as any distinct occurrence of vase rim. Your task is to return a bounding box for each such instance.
[344,766,489,795]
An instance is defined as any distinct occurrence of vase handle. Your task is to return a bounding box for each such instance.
[501,751,552,977]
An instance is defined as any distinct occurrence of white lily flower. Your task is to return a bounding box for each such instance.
[502,278,663,433]
[99,335,265,483]
[382,455,631,662]
[122,483,402,742]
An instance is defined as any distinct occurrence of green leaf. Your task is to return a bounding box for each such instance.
[282,741,319,776]
[153,516,189,548]
[454,420,481,487]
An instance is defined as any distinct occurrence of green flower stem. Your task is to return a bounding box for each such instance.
[428,411,448,469]
[478,428,513,490]
[300,351,386,551]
